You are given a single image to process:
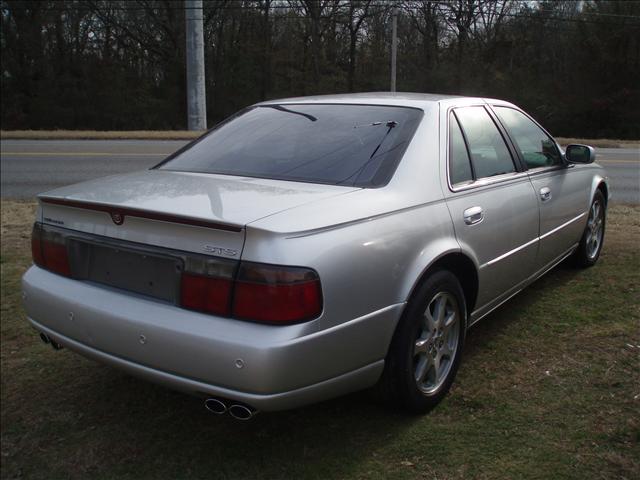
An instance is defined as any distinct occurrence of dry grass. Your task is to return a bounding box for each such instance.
[0,130,203,140]
[1,200,639,480]
[1,130,638,147]
[0,200,37,252]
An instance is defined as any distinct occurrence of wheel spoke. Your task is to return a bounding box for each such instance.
[414,355,431,383]
[433,354,442,383]
[440,342,452,358]
[423,311,436,333]
[443,311,457,331]
[432,295,446,327]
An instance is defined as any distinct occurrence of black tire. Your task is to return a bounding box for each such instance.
[376,270,467,414]
[572,190,606,268]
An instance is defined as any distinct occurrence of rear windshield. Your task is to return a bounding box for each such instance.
[158,104,423,187]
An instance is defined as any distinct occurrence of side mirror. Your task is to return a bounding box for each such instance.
[565,144,596,164]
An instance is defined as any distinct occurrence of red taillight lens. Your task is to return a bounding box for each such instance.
[31,223,44,266]
[232,263,322,324]
[32,223,71,277]
[180,273,232,316]
[42,240,72,276]
[179,255,236,316]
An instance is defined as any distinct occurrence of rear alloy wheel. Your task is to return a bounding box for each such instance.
[413,292,461,395]
[379,270,466,413]
[573,190,606,267]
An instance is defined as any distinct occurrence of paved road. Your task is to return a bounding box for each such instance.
[1,139,638,203]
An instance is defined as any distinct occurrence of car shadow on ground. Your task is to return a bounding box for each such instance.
[462,260,585,357]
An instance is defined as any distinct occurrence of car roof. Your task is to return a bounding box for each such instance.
[256,92,514,109]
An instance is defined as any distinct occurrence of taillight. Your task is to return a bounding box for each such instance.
[31,223,44,266]
[232,263,323,324]
[31,222,71,277]
[180,274,232,316]
[32,222,323,325]
[179,256,235,316]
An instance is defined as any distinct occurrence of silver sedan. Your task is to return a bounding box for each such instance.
[22,93,609,419]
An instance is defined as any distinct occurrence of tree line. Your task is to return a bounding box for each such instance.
[1,0,639,138]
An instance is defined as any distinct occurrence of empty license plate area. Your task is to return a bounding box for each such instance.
[67,238,182,303]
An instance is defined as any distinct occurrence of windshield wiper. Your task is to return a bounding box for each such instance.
[335,121,399,185]
[353,120,398,129]
[368,121,398,159]
[262,105,317,122]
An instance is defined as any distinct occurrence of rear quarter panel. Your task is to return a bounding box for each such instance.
[243,199,459,331]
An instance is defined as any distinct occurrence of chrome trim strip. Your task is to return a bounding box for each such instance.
[449,171,530,193]
[469,243,578,327]
[479,211,586,269]
[469,287,523,328]
[539,212,586,240]
[531,242,579,280]
[526,165,565,176]
[480,237,539,269]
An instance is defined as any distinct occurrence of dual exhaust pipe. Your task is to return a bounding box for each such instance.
[204,397,257,421]
[39,332,63,350]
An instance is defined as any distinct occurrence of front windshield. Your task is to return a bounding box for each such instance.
[158,104,423,188]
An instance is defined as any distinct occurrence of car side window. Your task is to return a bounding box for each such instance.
[454,106,516,179]
[493,106,561,169]
[449,113,473,185]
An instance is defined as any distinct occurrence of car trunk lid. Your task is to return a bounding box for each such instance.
[38,169,359,257]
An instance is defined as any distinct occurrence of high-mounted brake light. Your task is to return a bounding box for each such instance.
[31,223,71,277]
[232,263,323,324]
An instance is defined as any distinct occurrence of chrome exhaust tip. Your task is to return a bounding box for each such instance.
[228,404,257,421]
[204,398,227,415]
[39,332,50,344]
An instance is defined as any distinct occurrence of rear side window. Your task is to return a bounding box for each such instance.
[449,114,473,185]
[493,106,561,168]
[454,106,515,179]
[159,104,423,188]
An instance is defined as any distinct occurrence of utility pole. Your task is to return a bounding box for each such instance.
[185,0,207,130]
[390,6,397,93]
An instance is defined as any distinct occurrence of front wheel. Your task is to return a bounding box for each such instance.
[378,270,466,413]
[573,190,606,267]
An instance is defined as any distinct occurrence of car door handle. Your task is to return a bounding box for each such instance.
[463,206,484,225]
[540,187,552,202]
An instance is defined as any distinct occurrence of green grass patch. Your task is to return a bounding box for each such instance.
[1,201,638,479]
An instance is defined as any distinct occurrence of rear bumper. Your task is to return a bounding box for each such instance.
[22,266,402,411]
